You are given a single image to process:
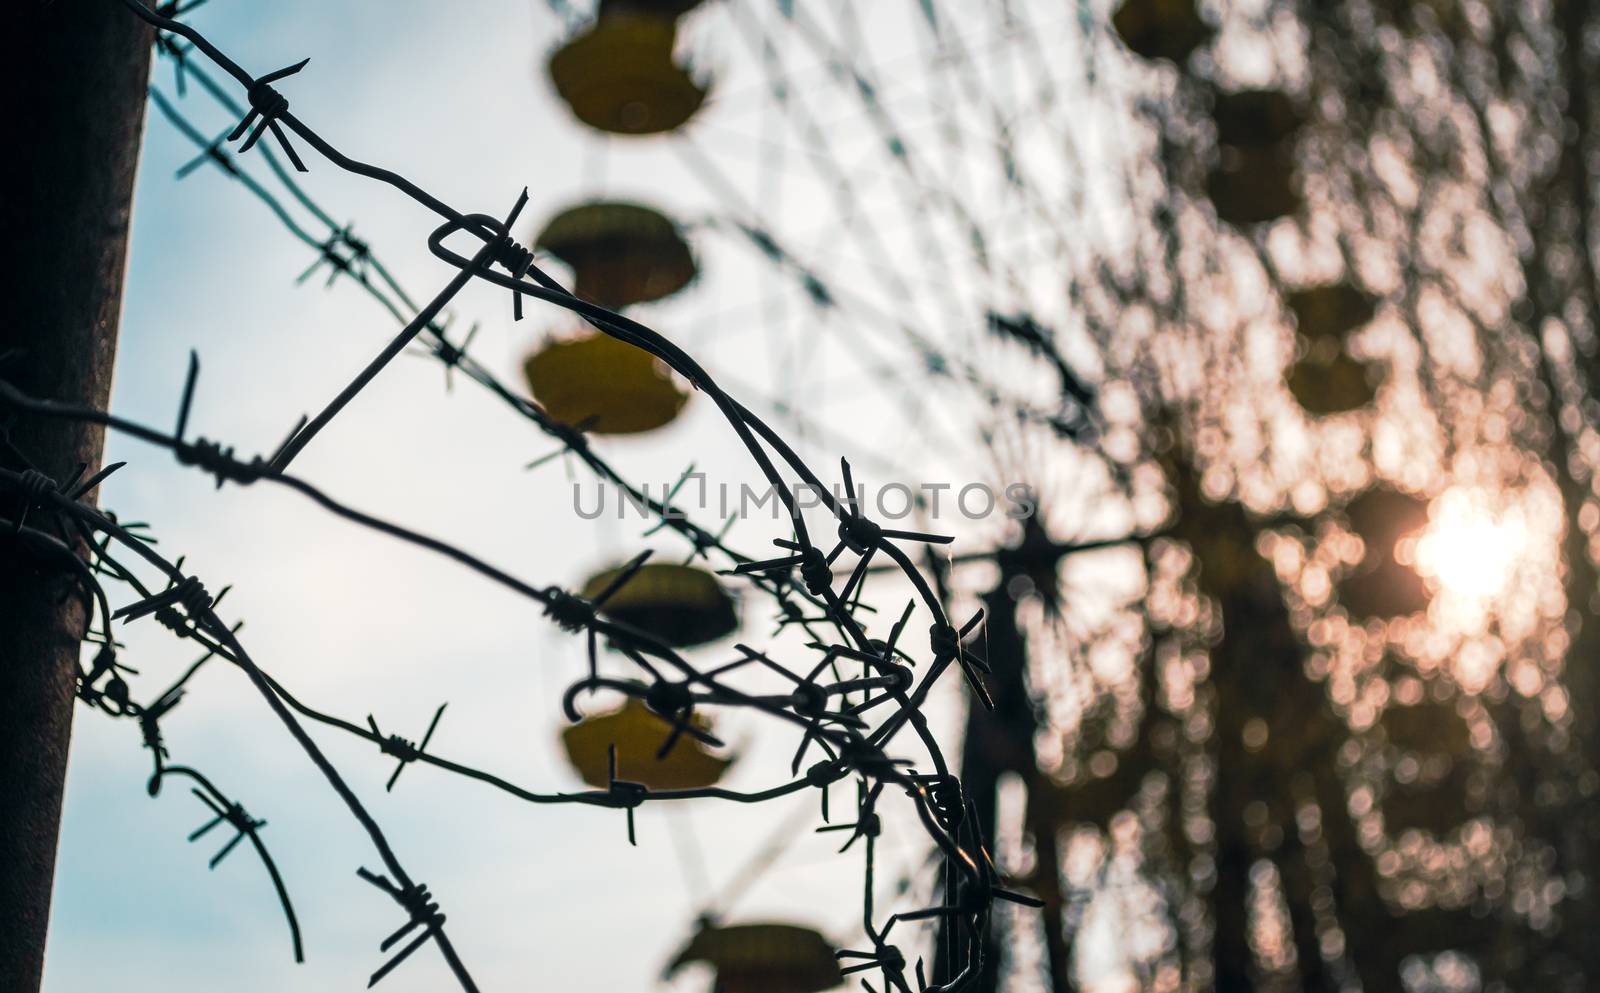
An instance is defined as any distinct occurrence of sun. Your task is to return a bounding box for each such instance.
[1411,490,1525,601]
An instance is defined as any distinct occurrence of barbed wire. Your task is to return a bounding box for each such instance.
[141,48,856,627]
[1,1,1060,989]
[143,35,1085,504]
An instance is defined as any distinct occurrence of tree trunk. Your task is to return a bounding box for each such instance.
[1,4,150,990]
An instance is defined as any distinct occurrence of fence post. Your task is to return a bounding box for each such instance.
[1,4,150,990]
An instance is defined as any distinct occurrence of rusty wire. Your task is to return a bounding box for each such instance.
[0,1,1051,990]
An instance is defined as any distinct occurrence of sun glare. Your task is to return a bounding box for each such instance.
[1412,490,1526,601]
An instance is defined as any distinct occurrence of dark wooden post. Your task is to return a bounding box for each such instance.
[1,4,151,990]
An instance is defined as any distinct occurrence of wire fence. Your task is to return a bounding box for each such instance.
[0,2,1049,990]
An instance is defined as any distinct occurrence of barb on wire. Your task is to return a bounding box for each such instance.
[357,867,447,987]
[159,765,304,963]
[229,58,310,169]
[368,703,448,792]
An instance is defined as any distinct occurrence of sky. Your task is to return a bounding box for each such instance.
[39,2,1122,991]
